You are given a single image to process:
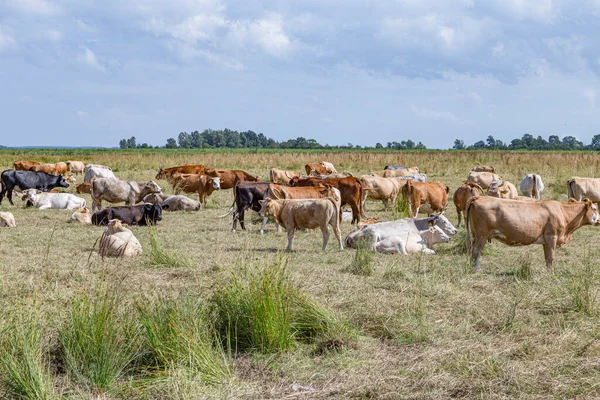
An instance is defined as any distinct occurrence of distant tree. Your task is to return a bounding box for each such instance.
[178,132,192,148]
[119,139,128,149]
[166,138,177,148]
[375,142,383,149]
[415,142,426,149]
[473,140,486,149]
[590,134,600,150]
[126,136,136,149]
[453,139,465,150]
[139,143,149,148]
[548,135,561,149]
[561,136,583,150]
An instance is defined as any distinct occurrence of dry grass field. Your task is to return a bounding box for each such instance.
[1,149,600,399]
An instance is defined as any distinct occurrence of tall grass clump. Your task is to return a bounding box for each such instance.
[394,196,410,218]
[569,253,598,316]
[346,239,374,276]
[0,311,55,400]
[58,292,141,394]
[211,258,351,355]
[137,296,230,384]
[148,227,192,268]
[515,254,533,281]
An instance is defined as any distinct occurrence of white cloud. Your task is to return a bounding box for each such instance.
[78,47,104,71]
[583,89,596,108]
[0,27,18,53]
[44,29,63,42]
[493,0,556,22]
[5,0,60,16]
[77,110,89,119]
[245,13,292,58]
[410,105,460,123]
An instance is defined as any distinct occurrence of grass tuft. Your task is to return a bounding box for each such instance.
[148,227,193,268]
[346,239,374,276]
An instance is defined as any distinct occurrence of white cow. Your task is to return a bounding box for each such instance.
[0,212,16,227]
[375,226,450,255]
[345,213,457,250]
[98,219,142,257]
[24,189,86,210]
[161,195,202,211]
[520,174,544,199]
[84,164,116,183]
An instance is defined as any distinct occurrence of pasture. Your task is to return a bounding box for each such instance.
[1,149,600,399]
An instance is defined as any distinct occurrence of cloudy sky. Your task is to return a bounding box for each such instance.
[1,0,600,148]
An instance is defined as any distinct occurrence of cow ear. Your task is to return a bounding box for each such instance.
[569,197,577,203]
[258,200,264,205]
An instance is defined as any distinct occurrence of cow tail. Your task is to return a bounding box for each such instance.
[567,178,574,200]
[357,178,364,221]
[532,175,537,199]
[217,182,239,218]
[269,169,274,183]
[465,197,476,249]
[327,196,341,225]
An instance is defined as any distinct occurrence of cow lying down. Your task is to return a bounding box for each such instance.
[99,219,142,257]
[70,208,92,225]
[375,226,450,255]
[345,213,457,250]
[23,189,86,210]
[92,204,164,226]
[0,212,16,227]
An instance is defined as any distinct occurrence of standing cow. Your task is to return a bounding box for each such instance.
[0,170,70,205]
[84,164,116,183]
[90,178,162,211]
[453,182,484,227]
[567,177,600,204]
[402,181,449,218]
[519,174,544,199]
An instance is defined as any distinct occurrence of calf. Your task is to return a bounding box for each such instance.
[168,173,220,203]
[98,219,143,257]
[402,181,449,218]
[0,170,70,205]
[142,192,170,204]
[258,197,343,251]
[305,163,328,176]
[91,178,162,211]
[92,204,163,226]
[76,182,91,194]
[375,226,450,255]
[0,212,16,227]
[452,182,484,227]
[520,174,544,199]
[23,189,86,210]
[204,168,260,190]
[70,208,92,225]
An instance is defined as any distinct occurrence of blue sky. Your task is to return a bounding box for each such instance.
[1,0,600,148]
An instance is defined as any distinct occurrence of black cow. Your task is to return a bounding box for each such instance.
[91,203,164,226]
[384,165,408,170]
[219,181,274,233]
[0,170,70,205]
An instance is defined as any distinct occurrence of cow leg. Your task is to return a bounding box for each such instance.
[259,217,269,234]
[456,207,462,227]
[320,225,330,251]
[232,210,240,233]
[92,199,101,212]
[470,237,487,271]
[350,202,360,224]
[286,228,296,251]
[7,188,15,205]
[361,193,369,218]
[331,219,343,250]
[543,236,557,272]
[239,209,246,231]
[382,199,388,211]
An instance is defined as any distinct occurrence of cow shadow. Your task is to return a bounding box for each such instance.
[225,247,280,253]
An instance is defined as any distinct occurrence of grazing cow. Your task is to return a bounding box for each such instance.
[168,173,220,203]
[90,178,162,211]
[29,163,57,174]
[0,212,16,227]
[23,189,86,210]
[76,182,91,194]
[258,197,343,251]
[375,226,450,255]
[567,177,600,204]
[0,170,70,205]
[305,163,328,176]
[142,192,170,204]
[320,162,338,174]
[92,204,164,226]
[402,181,449,218]
[466,196,599,271]
[471,165,496,173]
[466,171,501,189]
[155,164,208,180]
[270,168,302,185]
[204,168,260,190]
[344,213,457,249]
[452,183,484,227]
[487,180,518,199]
[99,219,143,258]
[520,174,544,199]
[219,182,274,233]
[359,175,402,214]
[70,208,92,225]
[66,161,85,175]
[84,164,116,183]
[161,195,202,211]
[13,161,40,171]
[289,176,363,224]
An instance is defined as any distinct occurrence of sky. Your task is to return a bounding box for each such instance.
[1,0,600,148]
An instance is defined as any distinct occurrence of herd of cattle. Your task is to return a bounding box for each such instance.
[1,159,600,270]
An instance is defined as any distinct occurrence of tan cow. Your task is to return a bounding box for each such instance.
[156,164,208,180]
[452,182,484,227]
[76,182,91,194]
[13,160,40,171]
[487,180,518,199]
[168,173,221,203]
[359,175,402,215]
[54,162,68,175]
[269,168,301,185]
[466,171,501,189]
[258,197,343,251]
[266,184,338,201]
[402,181,449,218]
[567,177,600,204]
[66,161,85,174]
[0,212,16,227]
[98,219,143,257]
[29,163,57,174]
[320,161,338,174]
[472,165,496,173]
[466,196,599,271]
[69,208,92,225]
[372,167,420,178]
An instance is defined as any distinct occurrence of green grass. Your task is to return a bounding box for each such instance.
[346,239,374,276]
[148,227,193,268]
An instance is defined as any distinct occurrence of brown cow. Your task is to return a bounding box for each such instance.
[168,173,221,203]
[269,168,301,185]
[204,168,260,190]
[289,176,363,224]
[402,181,449,218]
[466,196,599,271]
[13,160,40,171]
[452,182,484,227]
[155,164,208,180]
[54,162,68,175]
[305,163,328,176]
[29,163,57,174]
[76,182,91,194]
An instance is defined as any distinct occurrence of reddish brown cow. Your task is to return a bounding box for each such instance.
[402,181,449,218]
[204,168,261,190]
[452,182,484,227]
[168,173,221,203]
[155,164,208,180]
[54,162,68,175]
[29,163,57,174]
[289,177,363,224]
[14,161,40,171]
[76,182,91,194]
[305,163,328,176]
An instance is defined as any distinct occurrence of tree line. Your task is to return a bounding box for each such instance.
[453,133,600,151]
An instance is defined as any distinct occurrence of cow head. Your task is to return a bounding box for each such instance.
[155,169,166,180]
[429,212,457,235]
[146,181,162,193]
[258,198,275,218]
[424,225,451,245]
[211,177,221,190]
[57,174,70,188]
[144,203,163,223]
[581,198,600,225]
[288,177,300,186]
[65,174,76,184]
